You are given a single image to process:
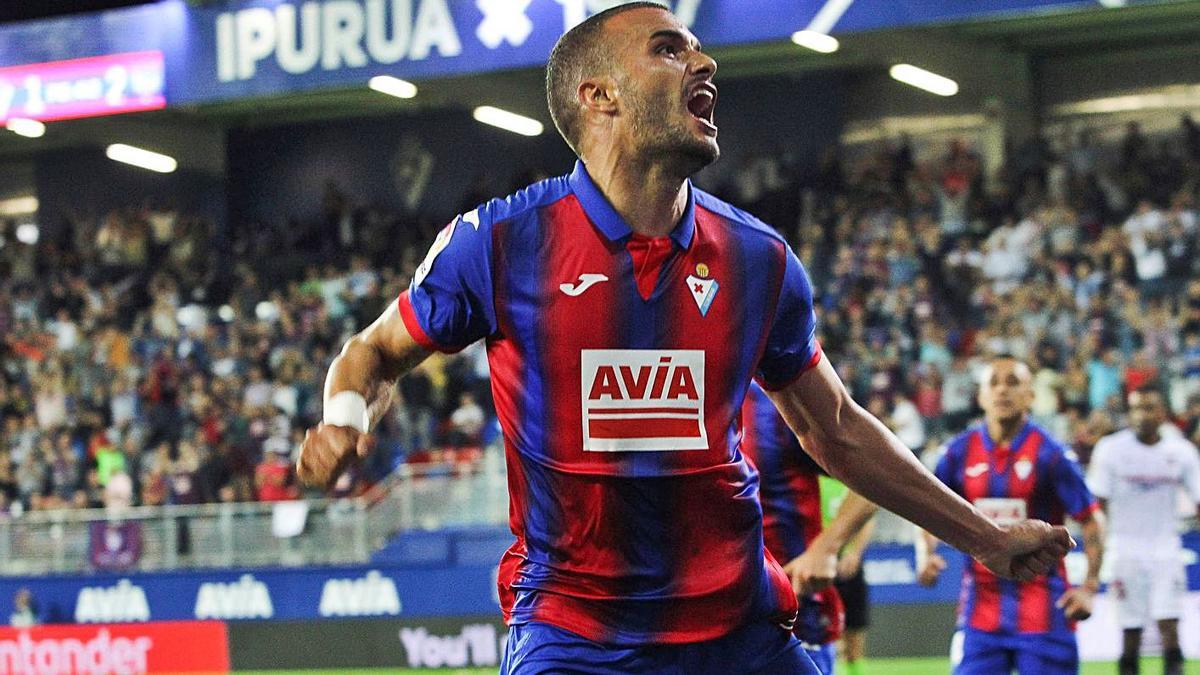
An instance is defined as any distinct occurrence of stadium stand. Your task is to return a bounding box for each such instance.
[3,116,1199,521]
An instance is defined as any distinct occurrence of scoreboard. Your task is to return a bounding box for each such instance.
[0,51,165,124]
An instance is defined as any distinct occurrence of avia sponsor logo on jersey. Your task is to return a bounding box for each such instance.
[74,579,150,624]
[194,574,274,620]
[319,570,402,617]
[581,350,707,451]
[398,623,501,668]
[974,497,1026,526]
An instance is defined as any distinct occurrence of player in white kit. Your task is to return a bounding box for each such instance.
[1087,386,1200,675]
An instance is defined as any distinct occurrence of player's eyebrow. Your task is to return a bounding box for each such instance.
[649,28,702,53]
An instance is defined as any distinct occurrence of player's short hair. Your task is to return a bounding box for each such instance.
[1130,383,1167,407]
[545,1,668,156]
[979,353,1031,385]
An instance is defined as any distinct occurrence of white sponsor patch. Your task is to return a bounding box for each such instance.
[974,497,1026,525]
[581,349,707,451]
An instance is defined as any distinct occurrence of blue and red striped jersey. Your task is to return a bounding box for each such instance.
[741,383,844,646]
[934,420,1098,636]
[398,161,821,645]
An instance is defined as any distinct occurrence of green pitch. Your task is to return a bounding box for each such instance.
[239,657,1200,674]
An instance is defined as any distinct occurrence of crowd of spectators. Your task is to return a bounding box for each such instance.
[0,197,494,517]
[710,116,1200,470]
[2,113,1199,517]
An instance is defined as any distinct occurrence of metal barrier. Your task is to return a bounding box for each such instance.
[0,452,510,576]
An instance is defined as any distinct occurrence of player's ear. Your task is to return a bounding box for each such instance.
[579,75,620,117]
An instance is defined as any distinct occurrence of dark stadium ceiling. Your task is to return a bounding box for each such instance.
[0,0,156,23]
[2,0,1200,156]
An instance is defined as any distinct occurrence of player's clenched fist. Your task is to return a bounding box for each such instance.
[978,520,1074,582]
[297,424,374,490]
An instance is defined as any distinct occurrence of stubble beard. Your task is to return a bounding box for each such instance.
[624,85,719,177]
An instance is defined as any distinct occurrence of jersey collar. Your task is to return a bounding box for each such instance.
[980,419,1034,453]
[568,160,696,249]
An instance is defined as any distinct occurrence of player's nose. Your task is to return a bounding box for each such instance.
[690,50,717,79]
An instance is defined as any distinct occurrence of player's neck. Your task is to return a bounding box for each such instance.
[1135,429,1160,445]
[985,414,1027,447]
[584,155,689,238]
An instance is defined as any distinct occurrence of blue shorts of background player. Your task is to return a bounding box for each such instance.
[803,641,836,675]
[501,620,821,674]
[951,627,1078,675]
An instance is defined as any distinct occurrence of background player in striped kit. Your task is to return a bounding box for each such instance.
[299,4,1080,672]
[917,355,1106,674]
[1087,386,1200,675]
[741,382,879,674]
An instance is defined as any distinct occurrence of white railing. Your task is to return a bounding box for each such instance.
[0,450,510,576]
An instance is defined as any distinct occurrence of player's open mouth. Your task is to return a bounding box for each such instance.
[687,83,718,134]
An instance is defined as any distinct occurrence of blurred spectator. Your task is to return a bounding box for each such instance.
[9,589,37,628]
[449,392,485,447]
[255,437,299,502]
[890,391,927,452]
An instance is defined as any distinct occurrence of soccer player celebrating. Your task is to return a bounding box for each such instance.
[300,5,1075,672]
[742,382,878,674]
[917,356,1106,675]
[1088,386,1200,675]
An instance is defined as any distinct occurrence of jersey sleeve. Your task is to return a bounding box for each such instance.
[398,210,497,353]
[1051,443,1099,520]
[933,443,960,494]
[1180,441,1200,504]
[757,246,821,389]
[1085,439,1112,500]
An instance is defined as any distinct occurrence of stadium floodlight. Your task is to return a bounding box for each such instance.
[473,106,544,137]
[791,30,839,54]
[15,223,39,245]
[5,118,45,138]
[105,143,177,173]
[0,196,38,217]
[889,64,959,97]
[368,75,418,99]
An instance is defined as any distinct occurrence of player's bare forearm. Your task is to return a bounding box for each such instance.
[811,492,877,558]
[325,301,430,426]
[766,358,1004,563]
[1080,511,1105,590]
[843,505,876,558]
[300,301,432,489]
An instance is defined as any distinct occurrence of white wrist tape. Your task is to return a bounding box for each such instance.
[324,391,370,434]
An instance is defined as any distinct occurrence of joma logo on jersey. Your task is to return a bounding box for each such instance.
[581,350,707,452]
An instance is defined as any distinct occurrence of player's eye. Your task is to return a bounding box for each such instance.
[656,43,679,58]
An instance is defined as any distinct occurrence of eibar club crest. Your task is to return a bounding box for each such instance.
[686,273,719,317]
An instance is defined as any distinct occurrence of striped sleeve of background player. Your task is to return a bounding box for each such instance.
[933,440,963,494]
[398,209,497,353]
[1048,440,1099,520]
[756,246,821,389]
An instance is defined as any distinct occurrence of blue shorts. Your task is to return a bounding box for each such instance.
[803,642,836,675]
[951,627,1078,675]
[500,620,821,674]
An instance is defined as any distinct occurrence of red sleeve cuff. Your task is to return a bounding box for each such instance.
[1072,501,1101,522]
[397,290,451,353]
[758,341,824,392]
